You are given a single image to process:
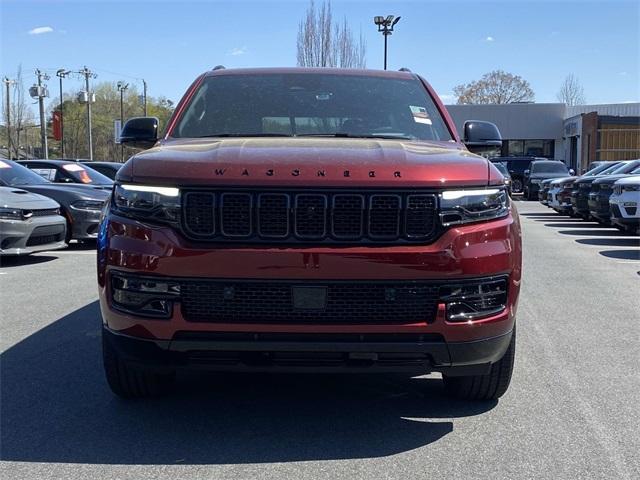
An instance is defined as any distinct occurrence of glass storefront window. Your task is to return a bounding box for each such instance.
[503,139,554,158]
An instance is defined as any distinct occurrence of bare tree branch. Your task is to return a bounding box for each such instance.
[556,74,586,106]
[453,70,535,104]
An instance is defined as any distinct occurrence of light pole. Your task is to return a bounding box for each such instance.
[29,69,50,159]
[373,15,401,70]
[117,81,129,162]
[56,69,70,158]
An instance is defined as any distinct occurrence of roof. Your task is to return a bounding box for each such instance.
[204,67,414,79]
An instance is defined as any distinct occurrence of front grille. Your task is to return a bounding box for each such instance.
[182,190,438,244]
[26,233,62,246]
[29,208,59,217]
[180,280,440,324]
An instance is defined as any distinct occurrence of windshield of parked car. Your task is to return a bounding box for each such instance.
[607,160,640,175]
[0,160,50,186]
[530,162,569,174]
[583,162,618,176]
[59,163,113,184]
[172,73,454,142]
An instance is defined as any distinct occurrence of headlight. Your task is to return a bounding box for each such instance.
[112,184,180,224]
[579,183,591,189]
[0,207,23,220]
[439,188,509,226]
[71,200,106,211]
[530,179,542,185]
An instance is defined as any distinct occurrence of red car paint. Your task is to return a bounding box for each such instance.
[99,68,521,389]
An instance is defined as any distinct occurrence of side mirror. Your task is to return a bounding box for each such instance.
[569,168,575,175]
[463,120,502,155]
[524,169,530,176]
[119,117,159,150]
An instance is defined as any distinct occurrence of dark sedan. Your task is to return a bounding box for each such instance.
[0,160,109,242]
[588,160,640,224]
[18,159,113,188]
[80,161,124,180]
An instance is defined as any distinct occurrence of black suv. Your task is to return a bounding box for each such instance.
[523,160,573,200]
[490,156,547,193]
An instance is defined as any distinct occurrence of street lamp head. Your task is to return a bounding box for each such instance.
[392,16,401,26]
[385,15,395,24]
[374,16,384,25]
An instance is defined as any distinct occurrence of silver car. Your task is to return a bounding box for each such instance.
[0,186,67,256]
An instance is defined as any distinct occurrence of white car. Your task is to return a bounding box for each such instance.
[609,175,640,233]
[547,177,575,213]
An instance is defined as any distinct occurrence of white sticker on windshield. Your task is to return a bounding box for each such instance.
[410,105,432,125]
[0,160,10,169]
[62,163,85,172]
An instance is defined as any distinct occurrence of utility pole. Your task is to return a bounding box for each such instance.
[77,66,97,160]
[142,79,148,116]
[117,81,129,162]
[2,77,16,159]
[56,69,70,158]
[30,69,50,159]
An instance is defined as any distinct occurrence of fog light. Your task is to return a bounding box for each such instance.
[439,278,508,322]
[111,274,180,318]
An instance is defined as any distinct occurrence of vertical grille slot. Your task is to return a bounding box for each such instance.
[332,195,364,238]
[183,192,215,236]
[295,195,327,238]
[221,193,252,237]
[369,195,401,238]
[258,193,290,237]
[405,194,437,238]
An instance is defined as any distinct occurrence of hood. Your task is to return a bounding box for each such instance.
[575,176,599,185]
[119,137,495,188]
[0,187,60,209]
[14,183,110,203]
[550,176,577,186]
[593,174,632,185]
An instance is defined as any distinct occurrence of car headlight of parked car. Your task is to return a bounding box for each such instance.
[112,184,180,224]
[530,179,542,185]
[70,199,107,211]
[0,207,24,220]
[439,188,509,226]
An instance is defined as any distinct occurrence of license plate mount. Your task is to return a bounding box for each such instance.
[292,286,327,310]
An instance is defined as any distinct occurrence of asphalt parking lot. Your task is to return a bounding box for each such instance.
[1,200,638,480]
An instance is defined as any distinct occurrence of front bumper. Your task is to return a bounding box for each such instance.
[571,190,590,215]
[68,208,102,240]
[103,325,514,376]
[0,215,67,256]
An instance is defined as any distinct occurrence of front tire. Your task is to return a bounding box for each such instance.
[102,333,175,398]
[443,329,515,401]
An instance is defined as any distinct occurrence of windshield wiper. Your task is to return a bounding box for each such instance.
[296,133,415,140]
[193,133,293,138]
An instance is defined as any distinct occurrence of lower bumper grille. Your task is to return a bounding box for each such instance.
[180,280,441,324]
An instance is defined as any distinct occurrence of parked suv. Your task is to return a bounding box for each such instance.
[98,68,521,401]
[490,156,546,193]
[610,176,640,233]
[522,160,573,200]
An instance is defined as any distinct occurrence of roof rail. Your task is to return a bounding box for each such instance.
[398,67,412,72]
[212,65,226,70]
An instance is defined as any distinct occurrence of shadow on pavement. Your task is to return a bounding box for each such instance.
[599,249,640,260]
[0,255,58,268]
[543,223,601,228]
[0,302,494,465]
[576,238,640,247]
[558,229,636,237]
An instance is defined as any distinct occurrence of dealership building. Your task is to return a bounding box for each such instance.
[446,102,640,173]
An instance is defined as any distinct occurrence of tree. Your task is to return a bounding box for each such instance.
[556,74,586,106]
[296,0,366,68]
[453,70,535,104]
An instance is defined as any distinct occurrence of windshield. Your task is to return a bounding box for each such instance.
[584,162,618,176]
[0,160,50,186]
[172,73,453,142]
[530,162,568,174]
[60,163,113,184]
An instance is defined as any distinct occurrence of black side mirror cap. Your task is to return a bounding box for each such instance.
[119,117,159,150]
[463,120,502,155]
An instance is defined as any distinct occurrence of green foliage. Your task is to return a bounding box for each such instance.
[50,81,174,161]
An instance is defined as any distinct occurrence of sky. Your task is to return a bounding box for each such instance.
[1,0,639,113]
